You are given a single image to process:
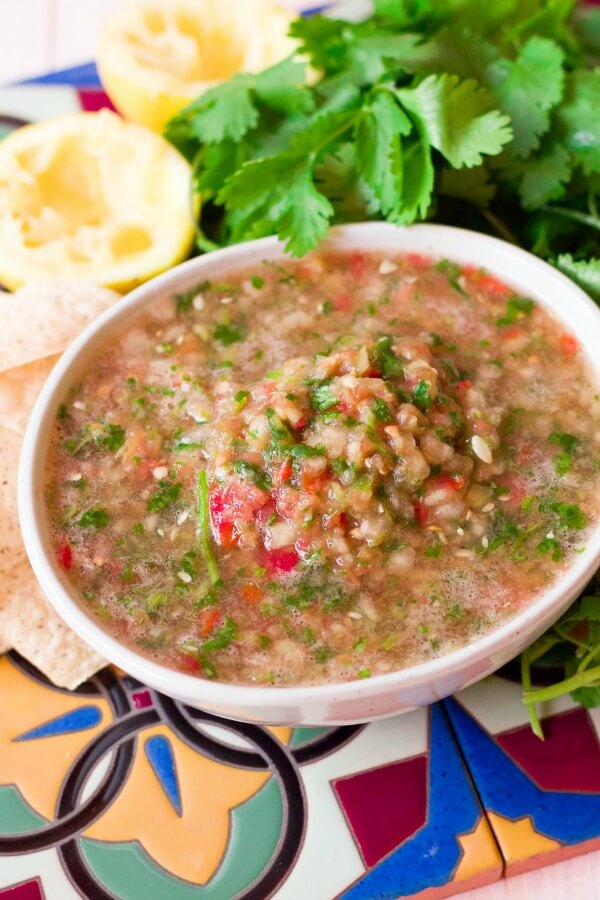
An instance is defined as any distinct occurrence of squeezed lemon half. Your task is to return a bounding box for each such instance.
[98,0,296,133]
[0,111,196,292]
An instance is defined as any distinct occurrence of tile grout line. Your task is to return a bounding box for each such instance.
[440,698,507,879]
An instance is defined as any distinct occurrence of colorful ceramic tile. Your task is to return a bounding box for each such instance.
[444,677,600,877]
[0,652,501,899]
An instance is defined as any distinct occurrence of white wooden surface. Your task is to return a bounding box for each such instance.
[0,1,598,897]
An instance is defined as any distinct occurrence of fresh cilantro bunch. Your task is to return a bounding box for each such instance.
[165,0,600,294]
[165,2,514,256]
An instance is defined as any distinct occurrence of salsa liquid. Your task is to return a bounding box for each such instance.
[45,251,600,685]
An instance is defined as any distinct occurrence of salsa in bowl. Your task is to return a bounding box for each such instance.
[19,224,600,724]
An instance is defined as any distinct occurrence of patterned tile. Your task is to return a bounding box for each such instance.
[445,677,600,876]
[0,653,502,899]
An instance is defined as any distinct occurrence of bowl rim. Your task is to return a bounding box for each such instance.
[18,221,600,709]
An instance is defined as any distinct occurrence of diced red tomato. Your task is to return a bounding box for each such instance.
[210,481,268,546]
[181,654,200,674]
[300,472,327,494]
[434,473,465,492]
[406,253,428,268]
[323,510,347,530]
[349,251,367,282]
[334,292,354,312]
[413,500,428,526]
[293,416,308,431]
[560,334,578,356]
[242,583,263,604]
[261,547,300,573]
[57,542,73,570]
[199,607,220,637]
[456,379,472,391]
[273,459,292,487]
[501,326,525,340]
[336,396,355,415]
[475,273,512,295]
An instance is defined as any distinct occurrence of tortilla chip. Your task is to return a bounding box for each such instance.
[0,558,106,689]
[0,421,106,688]
[0,281,119,373]
[0,281,115,686]
[0,354,59,435]
[0,424,23,572]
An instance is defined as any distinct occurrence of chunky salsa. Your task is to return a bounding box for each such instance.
[45,251,600,685]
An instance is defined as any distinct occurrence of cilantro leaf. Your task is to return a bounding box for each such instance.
[309,381,338,412]
[254,57,315,116]
[147,480,181,513]
[558,70,600,175]
[355,91,412,216]
[347,33,435,83]
[233,459,272,491]
[413,379,432,410]
[556,255,600,301]
[167,74,258,146]
[165,57,312,150]
[289,16,348,74]
[438,164,496,204]
[485,37,565,158]
[516,144,572,208]
[77,507,109,529]
[549,501,586,530]
[496,295,535,326]
[373,336,404,378]
[214,321,246,345]
[315,144,380,221]
[219,154,335,257]
[397,74,512,168]
[374,0,436,25]
[548,431,580,454]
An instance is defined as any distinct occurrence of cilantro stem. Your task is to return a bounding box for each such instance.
[553,624,589,652]
[197,470,221,587]
[521,651,544,740]
[579,641,600,671]
[523,664,600,705]
[542,204,600,233]
[480,208,519,245]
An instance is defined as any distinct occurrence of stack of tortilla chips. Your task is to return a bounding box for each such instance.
[0,282,119,687]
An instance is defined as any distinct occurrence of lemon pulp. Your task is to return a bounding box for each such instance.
[98,0,296,132]
[0,111,196,292]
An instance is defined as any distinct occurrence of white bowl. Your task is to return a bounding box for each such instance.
[19,223,600,725]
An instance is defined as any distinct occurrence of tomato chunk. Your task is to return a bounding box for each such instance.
[181,654,200,674]
[210,482,268,546]
[261,547,300,573]
[242,583,263,604]
[199,607,220,637]
[435,473,465,492]
[57,542,73,570]
[413,500,428,526]
[349,251,367,282]
[560,334,578,356]
[273,459,292,487]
